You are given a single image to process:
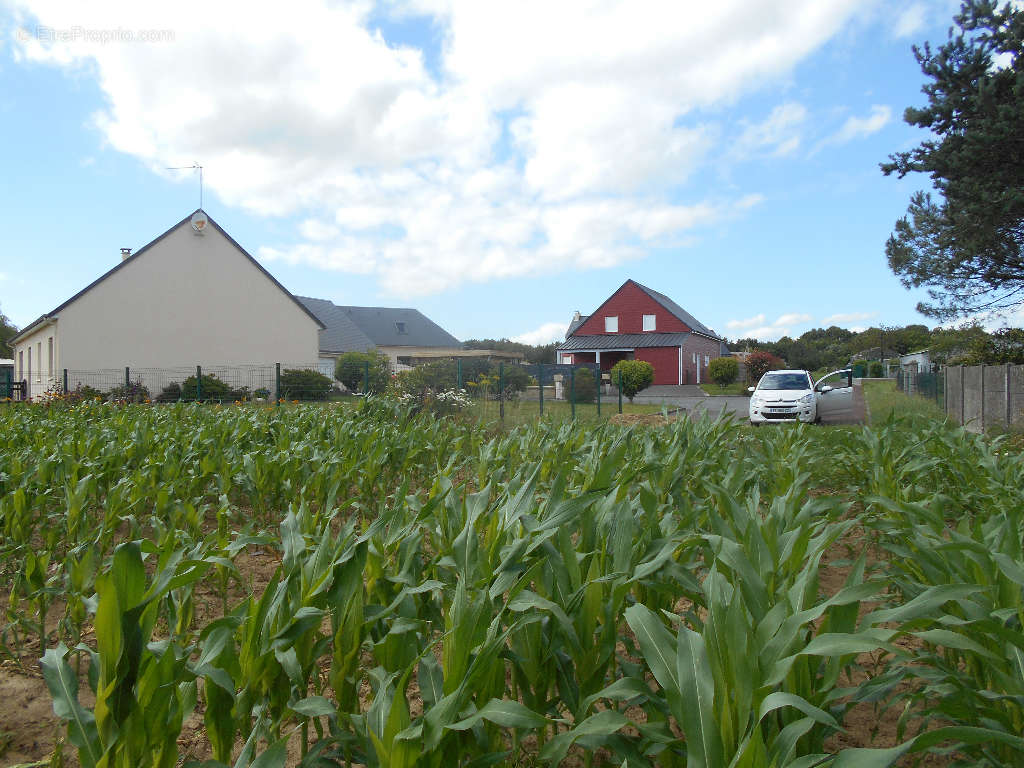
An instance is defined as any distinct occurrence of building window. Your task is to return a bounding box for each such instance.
[18,350,23,380]
[604,316,618,333]
[642,314,656,331]
[704,355,709,367]
[27,347,32,384]
[36,343,42,381]
[48,337,53,376]
[395,321,407,334]
[692,352,696,364]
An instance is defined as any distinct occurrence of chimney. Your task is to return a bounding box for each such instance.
[573,310,581,322]
[120,247,132,262]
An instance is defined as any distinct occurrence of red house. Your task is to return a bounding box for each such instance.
[556,279,727,386]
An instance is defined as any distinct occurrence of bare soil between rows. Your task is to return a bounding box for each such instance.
[0,520,946,768]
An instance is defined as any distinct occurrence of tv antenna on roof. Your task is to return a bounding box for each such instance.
[166,163,204,209]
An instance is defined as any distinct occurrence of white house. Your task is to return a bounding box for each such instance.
[11,210,323,399]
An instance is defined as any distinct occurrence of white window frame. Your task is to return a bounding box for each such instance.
[704,355,709,367]
[604,316,618,333]
[642,314,656,331]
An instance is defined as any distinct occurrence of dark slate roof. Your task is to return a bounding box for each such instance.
[297,297,462,353]
[632,281,718,338]
[565,314,588,338]
[557,332,691,350]
[296,297,375,353]
[11,209,325,343]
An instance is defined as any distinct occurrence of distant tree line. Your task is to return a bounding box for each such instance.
[729,323,1023,369]
[462,338,559,365]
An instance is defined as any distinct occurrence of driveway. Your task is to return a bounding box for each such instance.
[609,383,866,425]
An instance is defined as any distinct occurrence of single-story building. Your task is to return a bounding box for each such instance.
[556,279,727,385]
[10,209,323,399]
[899,349,932,373]
[298,296,523,376]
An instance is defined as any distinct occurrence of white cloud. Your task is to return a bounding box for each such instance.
[512,321,567,346]
[830,105,892,145]
[821,311,877,326]
[10,0,864,296]
[727,312,813,341]
[775,312,813,326]
[735,103,808,158]
[893,3,928,38]
[727,313,766,330]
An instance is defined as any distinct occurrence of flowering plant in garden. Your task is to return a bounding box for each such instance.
[397,387,472,416]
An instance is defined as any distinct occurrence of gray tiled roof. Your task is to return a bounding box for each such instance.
[633,281,718,338]
[297,297,462,353]
[557,332,691,350]
[565,314,588,338]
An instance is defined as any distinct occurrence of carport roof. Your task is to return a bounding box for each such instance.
[557,332,690,350]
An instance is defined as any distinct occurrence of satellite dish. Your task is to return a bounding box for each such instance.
[191,210,208,233]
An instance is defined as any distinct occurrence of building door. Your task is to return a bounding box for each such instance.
[0,367,11,399]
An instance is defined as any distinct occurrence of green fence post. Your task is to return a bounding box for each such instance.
[596,367,601,416]
[457,359,463,390]
[570,367,576,420]
[538,363,544,416]
[125,366,130,389]
[63,368,68,395]
[363,360,369,397]
[197,365,202,402]
[618,369,623,414]
[499,363,505,422]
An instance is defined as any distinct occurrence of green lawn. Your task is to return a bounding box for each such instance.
[466,398,666,426]
[700,381,750,396]
[862,380,947,424]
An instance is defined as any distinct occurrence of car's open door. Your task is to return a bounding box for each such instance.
[814,368,853,421]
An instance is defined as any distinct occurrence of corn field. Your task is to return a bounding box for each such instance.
[0,399,1022,767]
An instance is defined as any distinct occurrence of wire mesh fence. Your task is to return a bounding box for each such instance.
[5,358,654,422]
[41,363,337,403]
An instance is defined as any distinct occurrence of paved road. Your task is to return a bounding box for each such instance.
[622,383,867,425]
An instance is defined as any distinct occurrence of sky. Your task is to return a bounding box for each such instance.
[1,0,1011,347]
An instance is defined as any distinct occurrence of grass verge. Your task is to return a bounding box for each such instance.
[700,382,750,396]
[466,398,665,426]
[862,380,946,424]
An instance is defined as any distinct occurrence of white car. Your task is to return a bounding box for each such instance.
[748,368,853,425]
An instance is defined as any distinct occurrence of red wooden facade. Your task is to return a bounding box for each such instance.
[573,281,690,335]
[558,280,725,387]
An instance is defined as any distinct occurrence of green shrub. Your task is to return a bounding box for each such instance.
[868,361,884,377]
[399,360,458,394]
[156,382,181,403]
[495,364,531,394]
[745,350,785,385]
[335,351,391,394]
[610,360,654,402]
[180,374,231,402]
[107,380,151,403]
[708,357,739,388]
[570,367,597,404]
[280,368,334,401]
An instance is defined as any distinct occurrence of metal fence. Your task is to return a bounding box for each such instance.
[5,359,641,421]
[14,362,331,403]
[897,365,1024,433]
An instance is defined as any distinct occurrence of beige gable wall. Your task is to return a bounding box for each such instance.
[12,320,59,398]
[53,222,319,371]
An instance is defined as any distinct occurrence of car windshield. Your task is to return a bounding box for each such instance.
[758,373,810,391]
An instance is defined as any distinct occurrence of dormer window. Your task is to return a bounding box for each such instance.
[395,321,408,335]
[604,316,618,333]
[642,314,656,331]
